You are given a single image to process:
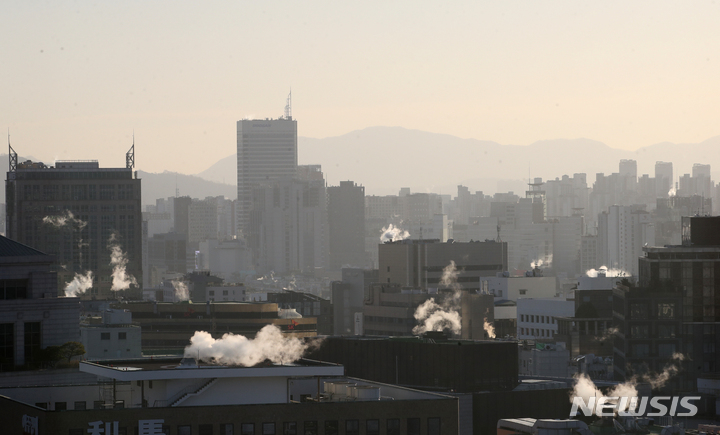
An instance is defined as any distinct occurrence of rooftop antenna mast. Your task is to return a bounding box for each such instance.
[8,129,17,175]
[283,90,292,120]
[126,132,135,169]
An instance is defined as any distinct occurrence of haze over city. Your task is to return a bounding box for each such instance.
[2,1,720,185]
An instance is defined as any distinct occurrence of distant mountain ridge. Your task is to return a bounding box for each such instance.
[195,126,720,196]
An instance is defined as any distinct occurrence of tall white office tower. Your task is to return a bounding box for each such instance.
[236,109,297,237]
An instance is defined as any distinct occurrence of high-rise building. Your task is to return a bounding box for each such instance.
[613,216,720,391]
[5,146,142,298]
[597,205,654,277]
[249,175,327,275]
[328,181,366,270]
[655,161,674,198]
[236,117,297,236]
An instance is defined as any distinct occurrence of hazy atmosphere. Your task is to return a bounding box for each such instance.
[2,1,719,188]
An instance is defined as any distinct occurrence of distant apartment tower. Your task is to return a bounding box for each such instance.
[5,147,142,297]
[597,205,654,277]
[328,181,366,270]
[249,175,327,275]
[655,161,673,198]
[236,117,298,236]
[619,159,638,192]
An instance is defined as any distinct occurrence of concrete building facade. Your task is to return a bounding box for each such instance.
[236,118,298,236]
[6,154,142,297]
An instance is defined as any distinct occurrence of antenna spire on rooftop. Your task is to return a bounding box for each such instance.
[126,132,135,169]
[283,89,292,120]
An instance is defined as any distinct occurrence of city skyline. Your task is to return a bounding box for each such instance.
[2,1,720,176]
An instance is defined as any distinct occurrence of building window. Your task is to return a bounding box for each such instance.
[118,332,127,340]
[178,426,192,435]
[428,418,441,435]
[345,420,359,435]
[658,325,676,338]
[407,418,420,435]
[199,425,214,435]
[24,322,41,363]
[241,423,254,435]
[519,289,527,295]
[366,420,379,435]
[630,325,649,339]
[283,422,296,435]
[632,344,650,358]
[262,423,276,435]
[324,421,338,435]
[657,303,675,319]
[0,323,14,365]
[387,419,400,435]
[223,290,229,296]
[630,304,648,320]
[220,424,234,435]
[73,401,86,410]
[659,343,677,358]
[303,421,317,435]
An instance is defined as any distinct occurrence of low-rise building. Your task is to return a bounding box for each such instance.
[517,298,574,340]
[0,357,459,435]
[0,235,80,368]
[80,309,141,360]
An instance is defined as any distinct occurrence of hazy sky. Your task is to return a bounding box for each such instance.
[2,1,719,175]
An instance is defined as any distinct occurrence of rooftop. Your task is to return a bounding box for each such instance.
[0,235,51,258]
[80,357,344,382]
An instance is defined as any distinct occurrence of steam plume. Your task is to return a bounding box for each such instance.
[184,325,308,366]
[570,353,686,415]
[585,266,629,278]
[412,261,462,335]
[380,224,410,243]
[108,235,137,291]
[172,280,190,301]
[42,210,87,230]
[64,271,93,297]
[531,254,552,269]
[484,308,496,338]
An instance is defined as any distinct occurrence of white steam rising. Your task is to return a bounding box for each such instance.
[64,271,93,297]
[172,280,190,301]
[570,353,686,415]
[42,210,87,230]
[484,308,496,338]
[108,235,137,291]
[412,261,462,335]
[380,224,410,243]
[184,325,308,366]
[585,266,629,278]
[530,254,552,269]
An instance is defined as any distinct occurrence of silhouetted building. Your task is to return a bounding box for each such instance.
[378,239,507,291]
[306,335,518,393]
[615,216,720,392]
[5,149,142,298]
[331,268,378,335]
[0,235,79,368]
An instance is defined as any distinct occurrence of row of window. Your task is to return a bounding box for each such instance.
[519,314,556,324]
[100,332,127,340]
[520,328,553,338]
[67,417,441,435]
